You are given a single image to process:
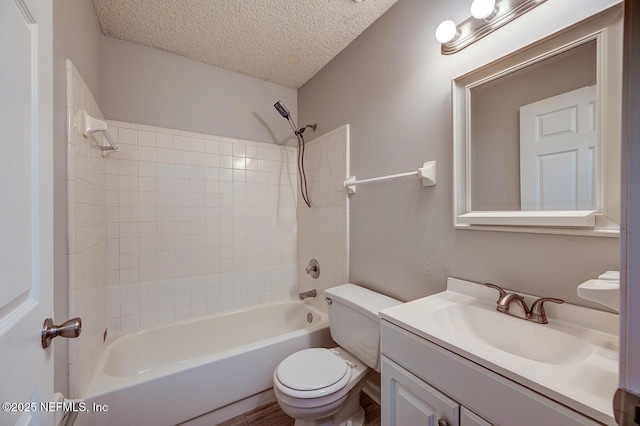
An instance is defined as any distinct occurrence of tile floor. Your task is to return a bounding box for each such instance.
[217,392,381,426]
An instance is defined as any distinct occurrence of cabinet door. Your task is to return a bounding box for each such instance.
[461,407,492,426]
[382,356,460,426]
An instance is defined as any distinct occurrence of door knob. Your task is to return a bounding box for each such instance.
[42,317,82,349]
[438,419,449,426]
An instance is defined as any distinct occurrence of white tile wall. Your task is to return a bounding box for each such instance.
[65,64,346,395]
[66,60,108,398]
[297,125,350,313]
[104,121,299,334]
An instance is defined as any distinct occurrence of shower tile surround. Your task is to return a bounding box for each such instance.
[104,121,298,334]
[66,62,347,402]
[66,60,109,398]
[297,125,349,313]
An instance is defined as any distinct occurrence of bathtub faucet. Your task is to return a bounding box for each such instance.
[299,290,317,300]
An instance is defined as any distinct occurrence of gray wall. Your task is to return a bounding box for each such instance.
[299,0,621,305]
[102,37,298,145]
[53,0,104,396]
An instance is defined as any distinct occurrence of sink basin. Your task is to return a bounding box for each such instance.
[431,304,592,364]
[379,277,619,426]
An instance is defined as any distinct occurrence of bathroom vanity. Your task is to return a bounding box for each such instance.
[379,278,618,426]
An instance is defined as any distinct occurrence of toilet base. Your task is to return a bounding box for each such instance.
[288,380,367,426]
[293,406,364,426]
[274,347,371,426]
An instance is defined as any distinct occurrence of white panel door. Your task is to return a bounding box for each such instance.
[619,0,640,420]
[0,0,54,425]
[382,357,460,426]
[520,86,597,210]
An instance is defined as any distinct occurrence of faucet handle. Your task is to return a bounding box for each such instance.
[305,259,320,279]
[485,283,507,302]
[529,297,564,324]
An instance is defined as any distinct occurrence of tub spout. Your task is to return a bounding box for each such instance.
[299,290,317,300]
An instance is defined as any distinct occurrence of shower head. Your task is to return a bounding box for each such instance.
[273,100,313,208]
[274,101,290,119]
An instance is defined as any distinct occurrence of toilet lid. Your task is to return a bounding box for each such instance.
[276,348,349,391]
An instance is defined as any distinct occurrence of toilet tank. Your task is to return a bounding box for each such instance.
[324,284,402,372]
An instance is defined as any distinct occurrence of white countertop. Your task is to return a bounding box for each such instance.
[380,278,619,425]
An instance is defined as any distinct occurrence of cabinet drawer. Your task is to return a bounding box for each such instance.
[382,356,459,426]
[461,407,492,426]
[381,321,600,426]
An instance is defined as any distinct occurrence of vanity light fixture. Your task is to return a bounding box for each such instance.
[470,0,496,19]
[435,20,458,43]
[436,0,547,54]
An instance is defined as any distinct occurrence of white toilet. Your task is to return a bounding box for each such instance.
[273,284,402,426]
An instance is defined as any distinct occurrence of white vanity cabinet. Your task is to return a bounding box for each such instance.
[382,356,461,426]
[381,355,490,426]
[380,320,603,426]
[460,408,492,426]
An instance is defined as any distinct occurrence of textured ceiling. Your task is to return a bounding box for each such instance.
[92,0,398,89]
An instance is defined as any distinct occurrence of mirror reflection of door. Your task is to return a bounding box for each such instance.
[519,85,596,211]
[468,39,597,212]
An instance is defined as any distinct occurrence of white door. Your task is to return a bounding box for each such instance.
[520,85,597,210]
[0,0,54,425]
[618,0,640,422]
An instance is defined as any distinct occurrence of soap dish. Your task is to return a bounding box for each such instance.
[577,279,620,312]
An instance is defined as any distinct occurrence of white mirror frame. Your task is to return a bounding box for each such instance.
[453,4,623,237]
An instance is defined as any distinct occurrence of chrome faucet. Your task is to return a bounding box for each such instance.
[528,297,565,324]
[299,289,317,300]
[485,283,564,324]
[496,292,530,319]
[305,259,320,279]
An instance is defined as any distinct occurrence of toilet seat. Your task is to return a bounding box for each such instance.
[275,348,353,399]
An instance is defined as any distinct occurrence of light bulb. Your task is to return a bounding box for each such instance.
[435,20,457,43]
[471,0,496,19]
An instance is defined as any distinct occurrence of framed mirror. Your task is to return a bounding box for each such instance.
[453,5,622,236]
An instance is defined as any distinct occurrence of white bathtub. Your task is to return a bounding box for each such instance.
[78,300,332,426]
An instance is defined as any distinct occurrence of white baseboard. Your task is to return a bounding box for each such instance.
[179,389,277,425]
[181,378,379,426]
[362,378,381,406]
